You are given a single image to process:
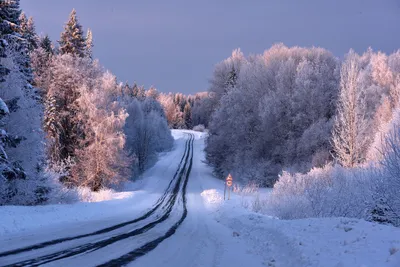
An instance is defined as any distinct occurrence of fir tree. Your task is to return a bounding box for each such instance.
[59,9,86,57]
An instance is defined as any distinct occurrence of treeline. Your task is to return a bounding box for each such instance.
[146,90,211,130]
[204,45,400,225]
[117,82,213,130]
[0,2,172,205]
[206,46,339,185]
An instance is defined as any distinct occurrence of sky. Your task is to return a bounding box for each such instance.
[20,0,400,94]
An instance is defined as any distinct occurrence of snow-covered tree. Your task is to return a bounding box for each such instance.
[85,28,93,59]
[0,0,21,37]
[124,98,173,176]
[44,54,100,170]
[209,48,246,103]
[71,72,131,190]
[19,12,38,51]
[206,45,339,185]
[59,9,86,57]
[39,34,53,55]
[0,1,48,204]
[0,96,27,205]
[333,51,369,167]
[158,93,176,127]
[31,46,52,95]
[192,93,214,128]
[183,102,192,129]
[145,86,159,99]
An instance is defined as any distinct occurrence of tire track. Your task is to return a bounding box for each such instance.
[1,134,194,267]
[97,133,194,267]
[0,135,191,260]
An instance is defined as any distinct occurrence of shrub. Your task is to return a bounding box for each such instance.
[266,164,373,220]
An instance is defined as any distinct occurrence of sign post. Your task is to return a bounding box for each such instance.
[224,174,233,200]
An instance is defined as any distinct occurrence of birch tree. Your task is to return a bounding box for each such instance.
[332,50,369,167]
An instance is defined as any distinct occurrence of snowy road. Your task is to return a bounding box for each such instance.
[0,133,197,266]
[0,132,263,267]
[1,131,399,267]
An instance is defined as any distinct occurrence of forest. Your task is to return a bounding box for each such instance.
[1,1,399,227]
[0,4,174,204]
[204,46,400,226]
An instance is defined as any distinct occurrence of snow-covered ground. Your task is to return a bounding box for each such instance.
[0,134,187,240]
[168,130,400,267]
[0,130,399,267]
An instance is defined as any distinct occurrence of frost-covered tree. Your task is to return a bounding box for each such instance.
[372,111,400,226]
[206,44,340,185]
[0,3,48,204]
[183,102,192,129]
[191,92,213,128]
[146,86,159,99]
[19,12,38,51]
[85,28,93,59]
[45,54,100,170]
[0,97,27,205]
[333,51,369,167]
[59,9,86,57]
[39,34,53,55]
[158,93,176,127]
[0,0,33,85]
[31,46,52,95]
[209,48,246,103]
[72,72,130,190]
[0,0,21,37]
[124,98,173,176]
[31,35,55,94]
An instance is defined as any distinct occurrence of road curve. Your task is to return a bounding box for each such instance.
[0,133,194,267]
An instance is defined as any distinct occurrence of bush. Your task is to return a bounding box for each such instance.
[374,124,400,226]
[265,164,373,220]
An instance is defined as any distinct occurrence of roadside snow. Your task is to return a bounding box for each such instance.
[191,129,400,267]
[0,133,189,237]
[0,190,150,236]
[200,189,223,207]
[199,177,400,267]
[0,130,398,267]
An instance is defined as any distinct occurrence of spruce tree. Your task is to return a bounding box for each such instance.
[85,28,93,59]
[19,12,38,51]
[183,102,192,129]
[0,0,21,36]
[59,9,86,57]
[0,0,21,79]
[39,34,53,55]
[0,97,27,204]
[0,0,47,204]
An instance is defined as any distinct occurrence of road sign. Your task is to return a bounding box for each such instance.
[224,174,233,200]
[226,174,233,187]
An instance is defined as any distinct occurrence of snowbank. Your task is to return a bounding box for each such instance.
[194,133,400,267]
